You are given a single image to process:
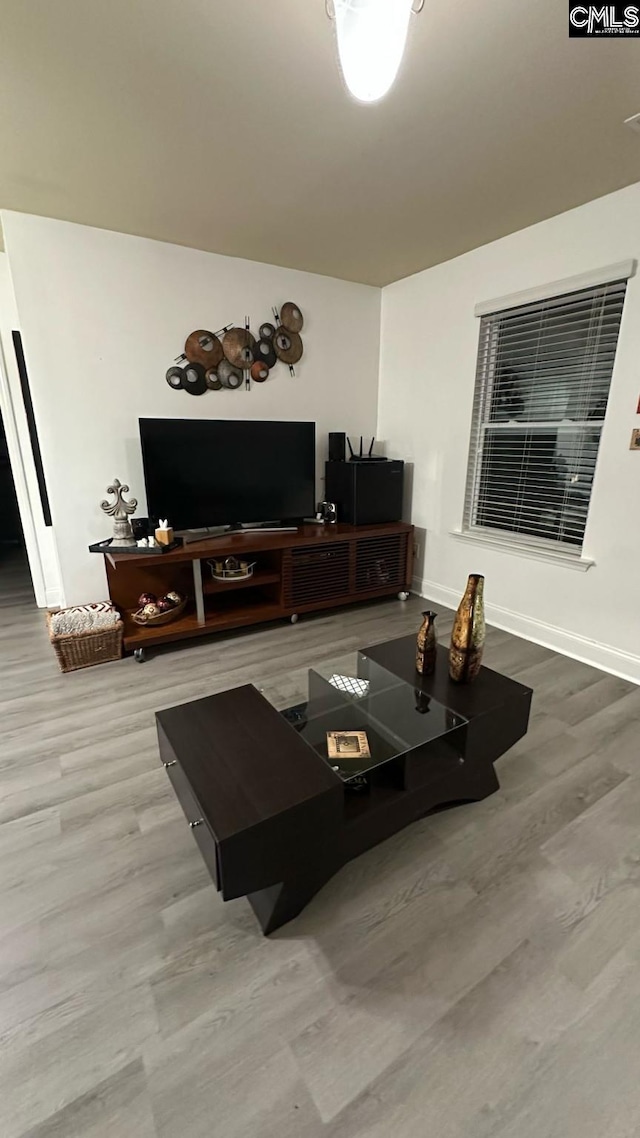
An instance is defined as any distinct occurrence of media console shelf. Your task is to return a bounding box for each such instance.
[103,522,414,659]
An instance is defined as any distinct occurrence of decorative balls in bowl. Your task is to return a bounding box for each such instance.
[132,590,186,626]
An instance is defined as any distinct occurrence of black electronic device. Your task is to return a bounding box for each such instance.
[131,517,151,541]
[325,459,404,525]
[316,500,338,524]
[346,435,387,462]
[140,418,315,531]
[328,432,346,462]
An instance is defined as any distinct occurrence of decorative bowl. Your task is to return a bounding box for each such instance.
[131,597,187,626]
[208,557,255,582]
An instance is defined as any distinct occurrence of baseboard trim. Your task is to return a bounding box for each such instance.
[44,587,63,609]
[412,575,640,686]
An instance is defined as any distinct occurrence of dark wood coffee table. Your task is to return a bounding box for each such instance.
[156,636,532,934]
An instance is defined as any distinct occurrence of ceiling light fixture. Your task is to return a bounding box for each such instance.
[326,0,423,104]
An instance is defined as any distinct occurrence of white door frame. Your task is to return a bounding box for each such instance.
[0,332,47,605]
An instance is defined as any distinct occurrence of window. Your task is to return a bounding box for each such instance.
[464,275,628,554]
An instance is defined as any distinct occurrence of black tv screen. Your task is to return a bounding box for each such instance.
[139,418,316,530]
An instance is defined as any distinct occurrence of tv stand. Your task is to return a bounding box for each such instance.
[103,521,414,659]
[181,526,230,544]
[239,525,298,534]
[181,521,299,542]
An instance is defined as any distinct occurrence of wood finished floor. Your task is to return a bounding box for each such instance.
[1,546,640,1137]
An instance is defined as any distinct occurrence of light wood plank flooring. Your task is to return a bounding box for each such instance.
[1,548,640,1137]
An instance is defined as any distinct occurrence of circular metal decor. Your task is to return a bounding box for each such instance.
[217,359,243,389]
[223,327,256,369]
[274,327,303,365]
[205,367,222,390]
[254,338,277,368]
[166,366,186,390]
[184,330,224,369]
[259,322,276,341]
[251,360,269,382]
[280,302,304,334]
[183,362,207,395]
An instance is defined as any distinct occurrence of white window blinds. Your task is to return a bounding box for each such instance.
[464,278,627,552]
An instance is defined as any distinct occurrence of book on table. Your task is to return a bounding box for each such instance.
[326,730,371,760]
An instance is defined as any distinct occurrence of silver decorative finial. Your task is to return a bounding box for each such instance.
[100,478,138,547]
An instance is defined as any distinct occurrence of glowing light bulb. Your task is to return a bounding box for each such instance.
[333,0,414,103]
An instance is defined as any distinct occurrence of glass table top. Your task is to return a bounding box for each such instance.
[258,650,467,783]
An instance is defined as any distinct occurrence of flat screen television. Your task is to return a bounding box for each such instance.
[139,418,316,531]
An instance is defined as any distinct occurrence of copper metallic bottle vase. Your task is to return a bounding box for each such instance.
[449,574,486,683]
[416,610,438,676]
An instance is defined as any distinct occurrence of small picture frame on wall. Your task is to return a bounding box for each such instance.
[630,429,640,450]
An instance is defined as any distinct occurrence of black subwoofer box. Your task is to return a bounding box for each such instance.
[328,432,346,462]
[325,460,404,525]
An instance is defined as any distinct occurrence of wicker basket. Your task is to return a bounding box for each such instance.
[46,610,124,673]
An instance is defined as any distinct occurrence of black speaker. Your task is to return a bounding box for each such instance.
[328,432,346,462]
[325,460,404,525]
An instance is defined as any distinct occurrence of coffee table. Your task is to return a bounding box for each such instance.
[156,636,532,934]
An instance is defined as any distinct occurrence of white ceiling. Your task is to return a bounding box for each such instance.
[1,0,639,285]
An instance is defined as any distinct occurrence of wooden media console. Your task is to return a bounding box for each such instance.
[103,521,414,659]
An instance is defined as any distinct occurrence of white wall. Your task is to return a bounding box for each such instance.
[2,213,381,606]
[378,181,640,683]
[0,253,62,606]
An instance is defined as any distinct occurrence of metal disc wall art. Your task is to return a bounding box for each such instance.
[184,329,224,369]
[251,360,269,382]
[254,339,277,368]
[166,366,185,390]
[165,303,304,395]
[274,328,303,365]
[183,363,207,395]
[223,327,256,368]
[280,302,304,334]
[205,367,223,390]
[217,359,243,389]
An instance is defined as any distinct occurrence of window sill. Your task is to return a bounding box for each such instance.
[450,529,595,572]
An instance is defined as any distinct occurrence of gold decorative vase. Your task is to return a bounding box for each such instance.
[416,610,438,676]
[449,575,485,683]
